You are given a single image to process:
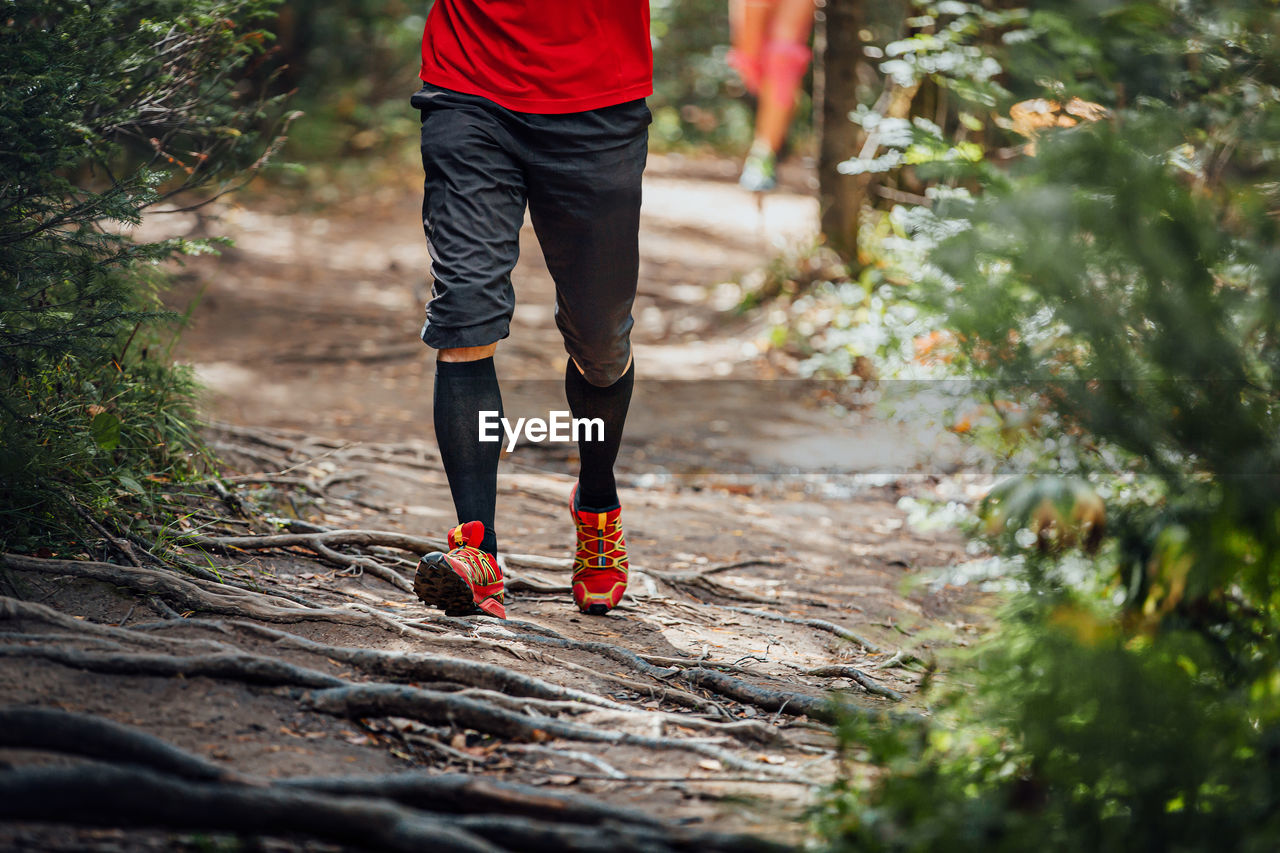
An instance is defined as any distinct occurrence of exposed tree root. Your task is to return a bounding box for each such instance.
[0,417,919,842]
[0,704,797,851]
[649,570,777,604]
[502,571,569,594]
[175,530,429,593]
[0,617,794,752]
[0,709,253,783]
[231,621,636,711]
[447,686,791,748]
[305,683,801,778]
[0,597,216,652]
[446,813,790,853]
[3,553,866,729]
[280,771,659,826]
[677,667,841,725]
[7,708,779,830]
[0,763,791,852]
[180,529,446,557]
[718,605,887,654]
[479,626,682,680]
[668,559,787,578]
[174,529,577,596]
[0,765,502,853]
[645,560,788,605]
[0,644,346,689]
[1,554,363,625]
[806,665,905,702]
[0,555,433,639]
[498,744,630,780]
[541,652,729,715]
[639,652,784,675]
[478,624,846,725]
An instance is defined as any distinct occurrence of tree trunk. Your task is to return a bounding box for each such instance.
[816,0,870,262]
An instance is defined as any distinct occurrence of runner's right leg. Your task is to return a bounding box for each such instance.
[412,85,526,616]
[433,353,501,555]
[728,0,772,94]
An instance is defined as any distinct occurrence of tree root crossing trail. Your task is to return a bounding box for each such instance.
[0,158,979,850]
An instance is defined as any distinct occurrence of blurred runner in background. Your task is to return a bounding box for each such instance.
[728,0,816,192]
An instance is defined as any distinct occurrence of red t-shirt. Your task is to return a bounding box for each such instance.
[419,1,653,114]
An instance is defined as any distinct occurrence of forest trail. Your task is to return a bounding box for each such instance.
[0,156,982,850]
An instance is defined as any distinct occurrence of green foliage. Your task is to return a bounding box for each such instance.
[813,1,1280,849]
[1,0,284,548]
[821,615,1280,852]
[260,0,423,167]
[876,1,1026,104]
[650,0,757,152]
[922,6,1280,624]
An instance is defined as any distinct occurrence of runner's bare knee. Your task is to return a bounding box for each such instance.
[439,343,499,363]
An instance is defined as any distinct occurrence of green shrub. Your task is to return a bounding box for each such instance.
[820,613,1280,852]
[816,2,1280,849]
[1,0,285,548]
[257,0,423,166]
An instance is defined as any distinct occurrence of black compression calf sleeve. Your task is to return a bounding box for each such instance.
[565,358,634,511]
[433,357,501,556]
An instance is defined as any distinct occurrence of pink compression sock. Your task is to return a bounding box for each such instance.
[727,47,762,95]
[761,40,811,109]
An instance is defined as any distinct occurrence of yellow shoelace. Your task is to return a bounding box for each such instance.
[574,517,627,574]
[446,526,500,584]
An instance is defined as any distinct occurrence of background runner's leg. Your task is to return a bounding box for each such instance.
[754,0,815,153]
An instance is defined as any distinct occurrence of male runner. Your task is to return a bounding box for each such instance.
[409,2,652,620]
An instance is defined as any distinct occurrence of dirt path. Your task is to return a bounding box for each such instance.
[0,156,978,850]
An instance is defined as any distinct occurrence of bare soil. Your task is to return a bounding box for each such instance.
[0,155,982,851]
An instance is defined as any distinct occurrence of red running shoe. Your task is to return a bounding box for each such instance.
[570,485,628,615]
[414,521,505,619]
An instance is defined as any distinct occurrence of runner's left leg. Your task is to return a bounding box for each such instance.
[525,99,649,613]
[525,101,648,498]
[564,357,634,510]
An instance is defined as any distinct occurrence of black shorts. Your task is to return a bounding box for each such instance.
[412,84,651,386]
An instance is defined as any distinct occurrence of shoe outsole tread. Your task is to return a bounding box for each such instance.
[414,554,482,617]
